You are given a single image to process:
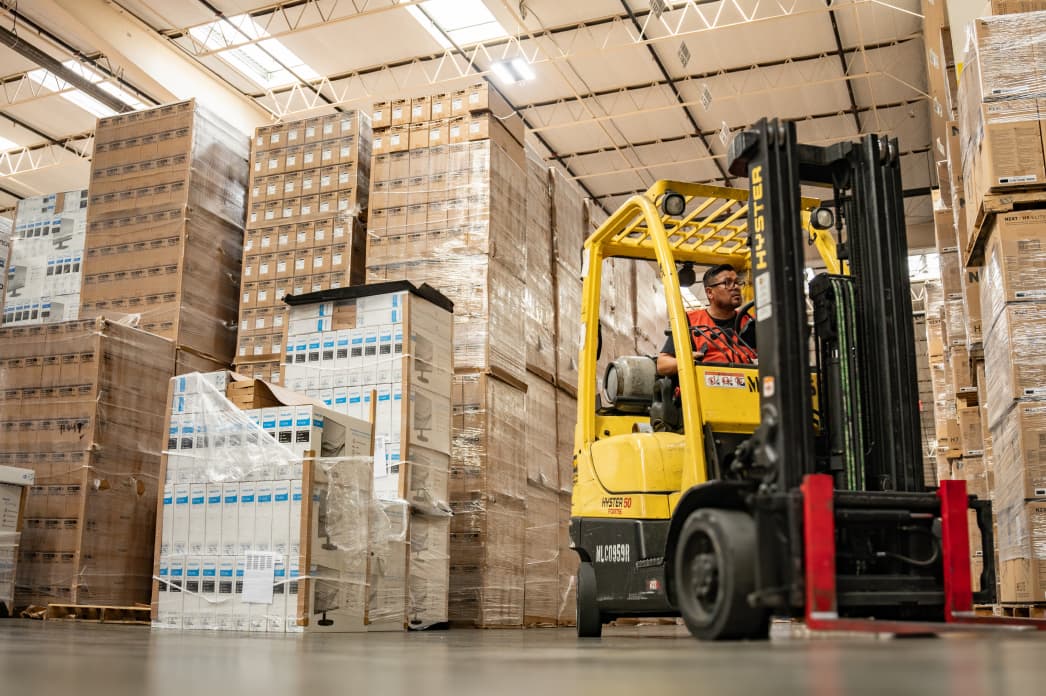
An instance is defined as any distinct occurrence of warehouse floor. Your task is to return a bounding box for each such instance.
[1,621,1044,694]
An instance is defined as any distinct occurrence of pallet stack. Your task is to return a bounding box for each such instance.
[81,99,248,369]
[926,4,1046,604]
[362,82,652,627]
[2,190,87,326]
[235,111,372,383]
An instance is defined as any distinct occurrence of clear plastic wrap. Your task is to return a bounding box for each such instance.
[990,402,1046,509]
[0,319,175,609]
[958,13,1046,221]
[2,190,87,327]
[365,137,527,383]
[556,389,578,495]
[556,491,578,626]
[523,483,559,626]
[238,111,372,372]
[524,148,556,380]
[979,210,1046,331]
[83,100,248,365]
[449,372,526,626]
[0,532,18,616]
[153,371,379,632]
[943,294,968,347]
[524,373,559,490]
[555,261,583,394]
[983,302,1046,418]
[551,167,587,273]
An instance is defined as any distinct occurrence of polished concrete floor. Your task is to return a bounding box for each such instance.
[2,620,1045,695]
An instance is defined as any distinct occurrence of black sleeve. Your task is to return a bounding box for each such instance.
[660,331,675,357]
[739,317,757,350]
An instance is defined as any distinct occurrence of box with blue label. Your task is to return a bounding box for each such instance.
[153,371,376,632]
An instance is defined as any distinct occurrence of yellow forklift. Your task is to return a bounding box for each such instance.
[569,118,1042,640]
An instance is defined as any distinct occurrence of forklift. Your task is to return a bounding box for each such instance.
[568,118,1046,640]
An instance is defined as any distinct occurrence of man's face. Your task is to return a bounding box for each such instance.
[704,270,743,309]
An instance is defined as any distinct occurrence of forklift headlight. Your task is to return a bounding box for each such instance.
[811,206,835,231]
[662,190,686,217]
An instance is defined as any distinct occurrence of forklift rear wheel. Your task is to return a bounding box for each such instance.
[674,508,770,640]
[576,562,603,638]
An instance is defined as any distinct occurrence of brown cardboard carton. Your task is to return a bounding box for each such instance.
[991,0,1046,12]
[962,266,983,344]
[983,301,1046,408]
[950,346,974,395]
[958,406,984,456]
[979,209,1046,326]
[390,98,410,127]
[411,96,431,123]
[524,483,559,626]
[998,500,1046,602]
[430,93,451,120]
[991,401,1046,498]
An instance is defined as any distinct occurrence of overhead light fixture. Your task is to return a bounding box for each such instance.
[26,60,147,118]
[490,58,535,85]
[406,0,509,49]
[189,14,319,89]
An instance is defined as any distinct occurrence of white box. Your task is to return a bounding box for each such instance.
[234,557,250,631]
[254,481,274,553]
[270,555,287,632]
[289,479,303,557]
[221,483,239,556]
[188,483,207,554]
[335,330,351,368]
[172,483,190,555]
[333,388,349,414]
[217,556,236,630]
[238,482,256,553]
[183,556,202,630]
[201,556,218,630]
[278,406,296,450]
[322,332,336,365]
[286,555,302,633]
[205,484,222,555]
[165,556,185,629]
[272,481,291,555]
[306,333,323,364]
[160,483,174,555]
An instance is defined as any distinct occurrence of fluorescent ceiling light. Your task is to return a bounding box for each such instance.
[406,0,509,48]
[189,14,319,89]
[491,57,535,84]
[26,60,147,118]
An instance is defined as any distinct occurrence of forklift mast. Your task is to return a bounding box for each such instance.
[728,118,924,494]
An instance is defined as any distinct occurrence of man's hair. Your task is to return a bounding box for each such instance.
[702,263,737,289]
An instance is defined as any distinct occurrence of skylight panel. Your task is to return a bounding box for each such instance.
[406,0,509,48]
[25,60,147,118]
[189,14,319,89]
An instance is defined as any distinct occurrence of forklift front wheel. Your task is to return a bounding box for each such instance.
[576,562,603,638]
[674,508,770,640]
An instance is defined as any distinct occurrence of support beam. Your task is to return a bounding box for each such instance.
[48,0,270,134]
[0,25,134,113]
[618,0,731,185]
[825,0,863,133]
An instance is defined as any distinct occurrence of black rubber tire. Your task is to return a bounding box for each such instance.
[673,508,770,641]
[576,562,603,638]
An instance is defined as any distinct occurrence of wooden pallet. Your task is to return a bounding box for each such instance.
[993,604,1046,619]
[44,603,151,625]
[964,187,1046,266]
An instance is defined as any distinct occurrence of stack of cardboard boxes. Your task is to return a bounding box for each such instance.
[0,466,33,616]
[0,319,178,607]
[279,282,454,629]
[362,82,605,627]
[153,371,377,632]
[236,111,372,383]
[0,217,10,312]
[2,190,87,326]
[81,99,249,368]
[926,3,1046,602]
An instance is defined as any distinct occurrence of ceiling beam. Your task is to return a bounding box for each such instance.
[48,0,271,134]
[618,0,731,186]
[2,112,88,160]
[551,97,927,161]
[824,0,862,133]
[517,35,917,112]
[0,4,160,107]
[0,25,135,113]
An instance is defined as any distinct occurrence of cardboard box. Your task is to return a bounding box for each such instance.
[991,401,1046,499]
[982,301,1046,407]
[958,406,984,456]
[980,209,1046,326]
[999,500,1046,602]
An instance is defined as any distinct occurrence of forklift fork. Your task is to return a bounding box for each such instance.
[801,473,1046,634]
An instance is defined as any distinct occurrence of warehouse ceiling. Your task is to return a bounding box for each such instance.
[0,0,934,247]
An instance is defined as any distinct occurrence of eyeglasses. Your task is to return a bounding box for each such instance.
[708,279,747,289]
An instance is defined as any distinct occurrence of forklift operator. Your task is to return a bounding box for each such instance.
[656,263,757,375]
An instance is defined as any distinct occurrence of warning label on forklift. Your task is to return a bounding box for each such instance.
[704,371,747,389]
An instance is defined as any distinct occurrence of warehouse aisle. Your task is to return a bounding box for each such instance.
[0,622,1043,695]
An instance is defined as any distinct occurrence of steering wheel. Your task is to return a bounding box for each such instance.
[735,300,756,334]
